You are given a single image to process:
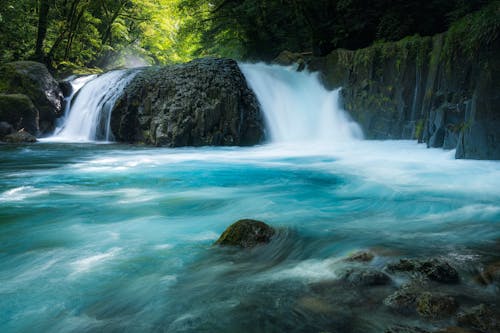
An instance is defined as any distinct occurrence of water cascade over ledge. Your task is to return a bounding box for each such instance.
[48,63,362,145]
[239,63,363,144]
[49,70,137,142]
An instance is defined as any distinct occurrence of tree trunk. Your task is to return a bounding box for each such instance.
[34,0,51,62]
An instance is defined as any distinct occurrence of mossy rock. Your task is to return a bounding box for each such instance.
[0,61,63,133]
[0,94,39,135]
[215,219,275,248]
[416,292,459,319]
[387,258,459,283]
[456,304,500,332]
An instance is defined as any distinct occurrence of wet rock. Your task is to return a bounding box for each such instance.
[416,292,459,319]
[4,129,37,143]
[340,268,391,286]
[456,304,500,333]
[111,58,264,147]
[296,296,336,314]
[476,262,500,285]
[0,121,14,138]
[214,219,275,248]
[59,80,73,97]
[436,327,478,333]
[387,258,459,283]
[0,93,39,136]
[385,325,430,333]
[384,282,422,314]
[0,61,63,133]
[345,251,375,263]
[273,50,307,71]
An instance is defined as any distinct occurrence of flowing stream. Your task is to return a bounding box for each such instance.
[1,64,499,333]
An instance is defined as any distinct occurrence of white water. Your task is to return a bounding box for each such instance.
[49,63,362,145]
[240,63,363,144]
[48,70,137,142]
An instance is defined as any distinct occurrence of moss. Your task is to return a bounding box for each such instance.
[442,1,500,68]
[414,119,424,139]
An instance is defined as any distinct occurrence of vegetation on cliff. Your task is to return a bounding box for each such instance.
[0,0,495,71]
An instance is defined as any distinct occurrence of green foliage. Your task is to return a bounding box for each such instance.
[443,1,500,61]
[0,0,496,69]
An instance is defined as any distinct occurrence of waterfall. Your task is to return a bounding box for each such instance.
[49,70,137,142]
[239,63,363,144]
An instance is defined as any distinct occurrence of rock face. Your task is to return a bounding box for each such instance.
[0,61,63,134]
[215,219,275,248]
[110,58,265,146]
[299,4,500,160]
[0,94,39,138]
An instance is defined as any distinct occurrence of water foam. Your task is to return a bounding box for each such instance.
[240,63,363,144]
[49,70,137,142]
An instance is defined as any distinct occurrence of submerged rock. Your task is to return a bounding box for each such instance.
[416,292,459,319]
[387,258,459,283]
[344,251,375,263]
[4,129,37,143]
[340,268,391,286]
[456,304,500,333]
[476,262,500,285]
[0,61,63,133]
[384,282,422,314]
[436,327,477,333]
[385,325,430,333]
[214,219,275,248]
[110,58,265,147]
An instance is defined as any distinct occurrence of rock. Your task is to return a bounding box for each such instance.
[477,262,500,285]
[110,58,265,147]
[4,129,37,143]
[456,304,500,333]
[384,282,422,314]
[385,325,430,333]
[0,121,14,137]
[59,80,73,97]
[345,251,375,262]
[340,268,391,286]
[306,16,500,160]
[214,219,275,248]
[296,296,336,314]
[387,258,459,283]
[273,51,307,71]
[0,94,39,136]
[416,292,459,319]
[0,61,63,133]
[437,327,478,333]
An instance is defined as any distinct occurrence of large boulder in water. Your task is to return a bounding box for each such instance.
[0,61,63,134]
[215,219,275,248]
[110,58,265,146]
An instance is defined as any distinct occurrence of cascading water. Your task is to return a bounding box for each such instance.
[50,70,137,142]
[239,63,363,144]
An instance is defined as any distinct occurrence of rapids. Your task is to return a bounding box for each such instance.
[1,64,499,332]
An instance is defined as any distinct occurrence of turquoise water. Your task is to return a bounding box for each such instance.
[1,141,499,332]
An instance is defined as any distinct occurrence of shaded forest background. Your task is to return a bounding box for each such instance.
[0,0,495,72]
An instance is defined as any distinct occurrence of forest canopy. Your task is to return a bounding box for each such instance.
[0,0,495,70]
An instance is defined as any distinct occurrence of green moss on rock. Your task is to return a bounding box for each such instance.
[215,219,275,248]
